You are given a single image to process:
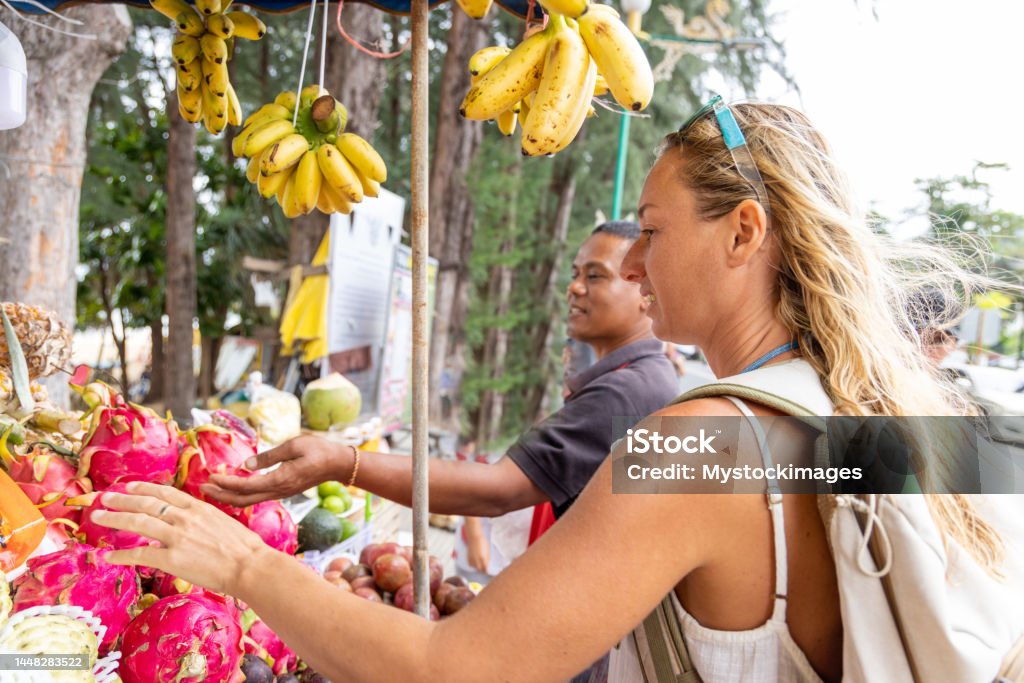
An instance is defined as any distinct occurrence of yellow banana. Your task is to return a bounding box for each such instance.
[200,33,228,65]
[280,173,302,218]
[171,35,201,65]
[320,182,352,214]
[206,13,235,39]
[316,185,337,214]
[177,81,202,112]
[273,90,297,112]
[149,0,193,21]
[454,0,493,20]
[177,85,202,123]
[537,0,588,19]
[522,16,591,156]
[203,105,227,135]
[460,24,552,120]
[243,103,291,129]
[316,144,364,203]
[260,133,310,176]
[292,150,323,216]
[335,133,387,183]
[201,81,226,119]
[202,58,228,97]
[176,59,203,93]
[353,164,380,198]
[175,10,206,37]
[496,109,517,136]
[593,73,609,96]
[577,8,653,111]
[517,95,531,127]
[587,2,619,17]
[194,0,222,16]
[274,165,293,204]
[227,10,267,40]
[245,154,261,183]
[257,160,292,199]
[242,119,295,157]
[550,56,597,154]
[225,82,242,126]
[468,46,511,76]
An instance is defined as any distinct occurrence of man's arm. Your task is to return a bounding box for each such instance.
[339,448,547,517]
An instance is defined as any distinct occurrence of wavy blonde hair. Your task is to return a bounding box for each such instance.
[660,102,1005,573]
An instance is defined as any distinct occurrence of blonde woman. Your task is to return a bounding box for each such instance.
[95,100,1006,683]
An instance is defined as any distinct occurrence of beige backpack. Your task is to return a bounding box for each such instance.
[631,359,1024,683]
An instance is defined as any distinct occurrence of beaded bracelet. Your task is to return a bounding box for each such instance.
[346,445,361,488]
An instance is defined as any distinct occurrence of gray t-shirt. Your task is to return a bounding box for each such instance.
[507,338,681,518]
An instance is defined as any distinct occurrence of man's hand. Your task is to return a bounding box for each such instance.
[202,434,350,506]
[463,517,491,574]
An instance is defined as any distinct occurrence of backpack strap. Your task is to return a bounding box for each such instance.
[633,595,703,683]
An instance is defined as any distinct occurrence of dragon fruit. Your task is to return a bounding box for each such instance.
[176,424,255,517]
[150,570,203,598]
[4,446,92,523]
[243,614,298,676]
[76,384,180,489]
[246,501,298,555]
[74,482,160,551]
[120,592,245,683]
[11,542,141,655]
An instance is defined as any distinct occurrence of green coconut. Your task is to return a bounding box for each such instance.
[301,373,362,431]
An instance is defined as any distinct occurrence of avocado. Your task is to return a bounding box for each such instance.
[297,507,344,552]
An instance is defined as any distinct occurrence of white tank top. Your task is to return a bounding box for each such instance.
[608,360,830,683]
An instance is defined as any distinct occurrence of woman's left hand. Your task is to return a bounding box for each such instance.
[90,481,270,596]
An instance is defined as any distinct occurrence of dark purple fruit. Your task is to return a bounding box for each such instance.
[241,653,275,683]
[276,676,301,683]
[444,575,469,589]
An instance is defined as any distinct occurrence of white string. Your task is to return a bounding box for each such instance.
[0,0,96,39]
[292,0,319,128]
[318,0,328,96]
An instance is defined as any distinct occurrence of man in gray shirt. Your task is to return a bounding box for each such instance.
[206,222,681,524]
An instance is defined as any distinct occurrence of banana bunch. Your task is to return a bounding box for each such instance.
[460,6,653,157]
[233,85,388,218]
[150,0,267,134]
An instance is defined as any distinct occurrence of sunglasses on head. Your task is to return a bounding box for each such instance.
[678,95,772,225]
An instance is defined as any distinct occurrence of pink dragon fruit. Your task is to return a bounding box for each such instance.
[246,501,298,555]
[243,614,298,676]
[74,482,159,551]
[120,592,245,683]
[4,446,92,523]
[11,542,141,655]
[176,424,255,517]
[77,385,180,489]
[150,570,203,598]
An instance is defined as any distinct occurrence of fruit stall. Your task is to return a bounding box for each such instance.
[1,0,654,675]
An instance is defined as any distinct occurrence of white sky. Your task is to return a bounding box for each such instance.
[714,0,1024,238]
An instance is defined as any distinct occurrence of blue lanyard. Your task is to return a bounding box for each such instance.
[740,341,798,374]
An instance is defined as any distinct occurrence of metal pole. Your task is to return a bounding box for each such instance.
[610,112,631,220]
[409,0,431,619]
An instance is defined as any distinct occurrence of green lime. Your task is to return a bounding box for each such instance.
[321,495,348,514]
[318,481,345,498]
[340,518,359,541]
[336,488,353,512]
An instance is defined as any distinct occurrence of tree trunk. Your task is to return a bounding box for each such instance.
[147,314,165,402]
[427,10,489,426]
[327,4,387,141]
[523,135,583,422]
[164,91,198,421]
[0,6,132,407]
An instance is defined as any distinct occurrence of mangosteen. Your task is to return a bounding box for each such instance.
[241,653,275,683]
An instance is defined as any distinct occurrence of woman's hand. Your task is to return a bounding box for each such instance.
[463,517,490,574]
[90,482,271,596]
[203,434,351,507]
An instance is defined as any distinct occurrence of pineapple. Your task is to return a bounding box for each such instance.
[0,302,72,380]
[0,369,49,415]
